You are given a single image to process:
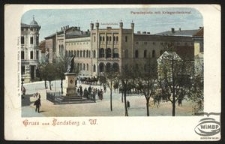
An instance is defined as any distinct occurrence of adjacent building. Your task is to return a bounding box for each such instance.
[21,17,41,82]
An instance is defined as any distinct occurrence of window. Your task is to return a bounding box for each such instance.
[113,48,119,58]
[93,64,96,72]
[21,66,25,75]
[36,51,39,60]
[135,50,138,58]
[30,51,33,59]
[93,50,96,58]
[106,48,111,58]
[77,51,79,57]
[86,50,88,57]
[125,36,128,42]
[30,36,33,44]
[83,50,85,57]
[99,63,104,72]
[94,36,96,42]
[21,36,24,44]
[99,48,104,58]
[80,51,83,57]
[152,50,155,58]
[83,64,85,70]
[87,64,89,71]
[136,42,139,45]
[144,50,147,58]
[116,36,118,41]
[36,35,39,45]
[21,51,24,59]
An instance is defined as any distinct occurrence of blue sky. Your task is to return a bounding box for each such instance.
[21,8,203,41]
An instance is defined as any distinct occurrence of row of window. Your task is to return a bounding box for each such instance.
[66,42,89,46]
[76,63,119,73]
[21,36,39,45]
[21,50,39,60]
[21,28,38,32]
[99,36,119,42]
[132,50,163,58]
[99,48,119,58]
[135,41,192,46]
[66,50,92,58]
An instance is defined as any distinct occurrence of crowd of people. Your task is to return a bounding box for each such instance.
[77,85,105,101]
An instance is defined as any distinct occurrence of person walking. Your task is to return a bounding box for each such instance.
[34,94,41,113]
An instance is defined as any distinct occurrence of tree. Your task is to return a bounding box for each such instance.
[136,58,158,116]
[104,67,119,111]
[45,63,57,90]
[119,64,136,116]
[157,51,194,116]
[39,63,48,89]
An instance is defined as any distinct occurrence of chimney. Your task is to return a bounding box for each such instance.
[142,31,146,34]
[171,28,175,33]
[199,27,202,29]
[147,32,150,34]
[137,31,141,34]
[179,28,181,32]
[90,22,94,30]
[119,21,123,29]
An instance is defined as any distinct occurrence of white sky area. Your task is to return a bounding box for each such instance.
[21,8,203,41]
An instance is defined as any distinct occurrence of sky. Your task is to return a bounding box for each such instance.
[21,7,203,41]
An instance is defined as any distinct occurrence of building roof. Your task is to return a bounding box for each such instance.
[157,51,182,63]
[155,28,199,37]
[193,27,203,37]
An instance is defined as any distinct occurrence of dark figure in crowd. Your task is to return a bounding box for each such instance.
[100,89,103,100]
[79,85,83,97]
[21,86,26,98]
[84,88,88,99]
[34,94,41,113]
[103,85,106,93]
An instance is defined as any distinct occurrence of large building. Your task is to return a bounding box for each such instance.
[42,21,202,78]
[21,17,41,82]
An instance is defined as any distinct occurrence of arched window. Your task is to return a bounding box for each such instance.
[86,50,88,57]
[99,63,104,72]
[65,50,68,57]
[89,51,91,58]
[99,48,104,58]
[152,50,155,58]
[125,49,128,58]
[93,50,96,58]
[83,64,85,70]
[87,64,89,71]
[144,50,147,58]
[112,63,119,72]
[93,64,96,72]
[74,50,76,57]
[83,50,85,57]
[135,50,139,58]
[80,51,82,57]
[106,48,111,58]
[106,63,111,72]
[77,50,79,57]
[113,48,119,58]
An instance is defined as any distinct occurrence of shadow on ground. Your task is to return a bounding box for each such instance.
[21,94,34,106]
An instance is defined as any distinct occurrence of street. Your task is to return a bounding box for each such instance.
[22,80,194,117]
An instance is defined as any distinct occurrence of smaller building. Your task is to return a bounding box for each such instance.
[21,17,41,82]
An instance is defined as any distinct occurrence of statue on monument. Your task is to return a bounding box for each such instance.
[67,55,75,73]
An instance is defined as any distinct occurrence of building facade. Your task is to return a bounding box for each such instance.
[44,21,201,78]
[21,17,41,82]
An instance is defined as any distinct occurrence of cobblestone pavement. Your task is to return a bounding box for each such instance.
[22,81,194,117]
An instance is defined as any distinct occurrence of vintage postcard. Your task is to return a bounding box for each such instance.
[4,4,221,141]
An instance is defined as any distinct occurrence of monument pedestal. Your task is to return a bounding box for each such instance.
[63,73,77,96]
